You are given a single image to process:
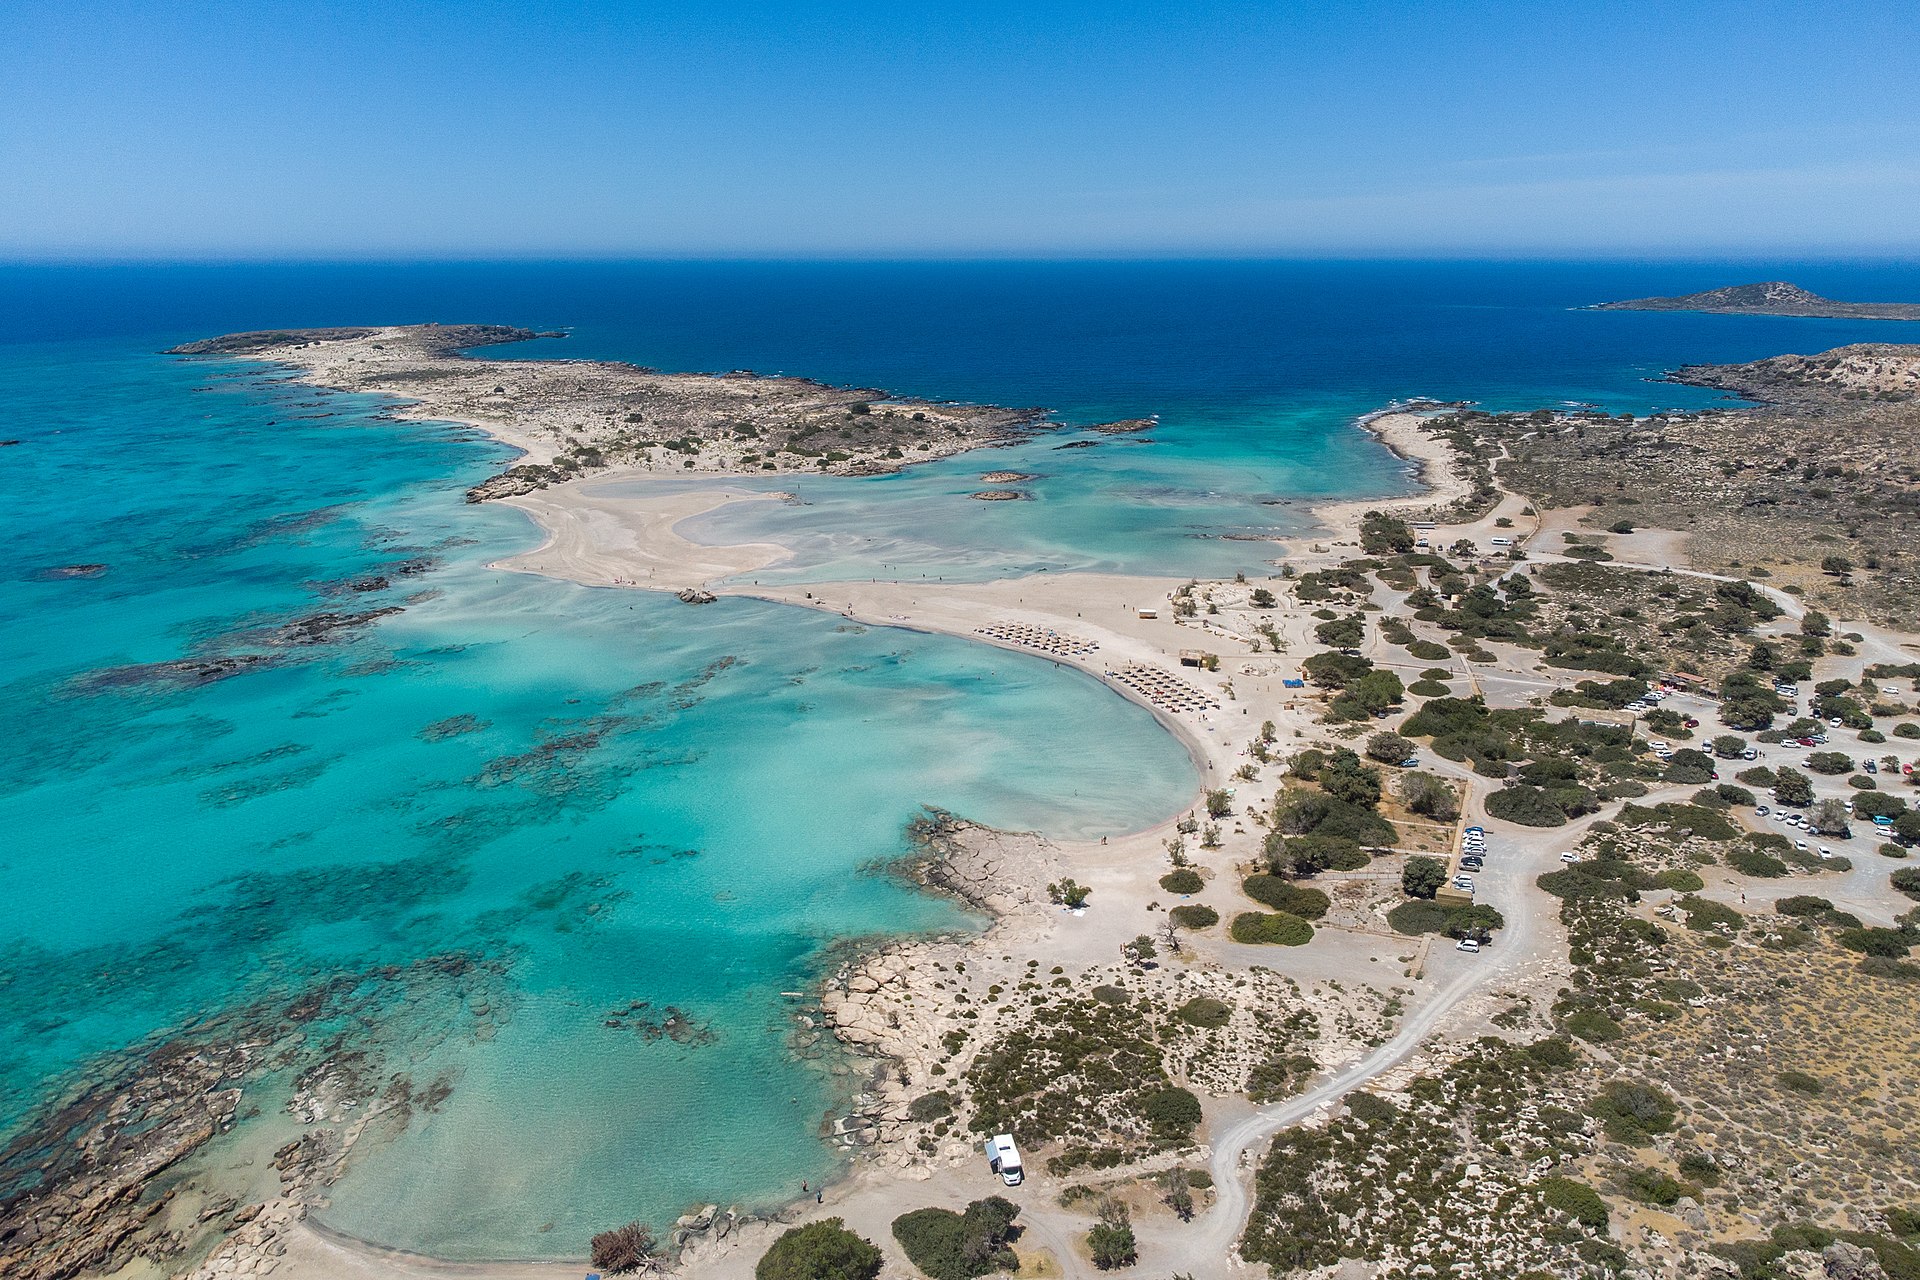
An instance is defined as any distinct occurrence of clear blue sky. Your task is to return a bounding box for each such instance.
[3,0,1917,258]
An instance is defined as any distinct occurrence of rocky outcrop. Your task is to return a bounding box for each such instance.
[676,588,718,604]
[1673,343,1920,399]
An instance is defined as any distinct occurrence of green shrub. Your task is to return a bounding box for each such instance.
[1485,783,1573,827]
[1175,997,1233,1029]
[1527,1037,1579,1069]
[1777,1069,1825,1096]
[1159,869,1204,895]
[1807,750,1855,775]
[1621,1166,1688,1206]
[1592,1080,1678,1145]
[1656,869,1705,892]
[757,1219,883,1280]
[1443,903,1505,938]
[1566,1009,1623,1042]
[1776,895,1835,917]
[1230,911,1314,946]
[890,1198,1020,1280]
[1678,895,1743,932]
[1087,1220,1135,1270]
[1344,1091,1398,1125]
[1386,899,1450,935]
[909,1091,955,1122]
[1728,845,1789,878]
[1139,1086,1203,1139]
[1540,1176,1609,1228]
[1242,874,1331,919]
[1894,868,1920,900]
[1840,927,1913,958]
[1407,640,1451,661]
[1402,854,1449,899]
[1169,903,1219,929]
[1245,1054,1316,1102]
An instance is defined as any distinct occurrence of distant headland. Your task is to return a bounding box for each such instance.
[1591,280,1920,321]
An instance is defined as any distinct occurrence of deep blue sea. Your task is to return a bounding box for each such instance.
[2,259,1917,1257]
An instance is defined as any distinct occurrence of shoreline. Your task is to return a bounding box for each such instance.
[164,333,1465,1280]
[1306,407,1470,539]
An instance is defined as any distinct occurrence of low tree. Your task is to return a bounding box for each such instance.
[1811,798,1852,834]
[756,1219,883,1280]
[1319,750,1384,808]
[1122,934,1157,968]
[1087,1198,1137,1270]
[591,1222,661,1275]
[1047,878,1091,908]
[890,1198,1020,1280]
[1773,767,1814,808]
[1399,772,1459,821]
[1314,614,1366,650]
[1249,587,1276,608]
[1162,1168,1194,1222]
[1709,734,1748,759]
[1364,732,1414,765]
[1402,855,1448,900]
[1204,788,1232,818]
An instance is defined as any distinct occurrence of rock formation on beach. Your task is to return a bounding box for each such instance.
[1594,280,1920,321]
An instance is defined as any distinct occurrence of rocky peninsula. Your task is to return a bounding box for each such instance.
[169,325,1052,501]
[1593,280,1920,321]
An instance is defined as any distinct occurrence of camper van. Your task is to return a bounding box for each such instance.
[984,1134,1024,1186]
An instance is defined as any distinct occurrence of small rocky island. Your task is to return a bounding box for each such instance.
[1593,280,1920,321]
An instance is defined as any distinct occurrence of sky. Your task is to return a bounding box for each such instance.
[2,0,1918,259]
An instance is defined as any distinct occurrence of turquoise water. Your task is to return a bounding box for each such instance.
[0,338,1195,1258]
[5,259,1920,1259]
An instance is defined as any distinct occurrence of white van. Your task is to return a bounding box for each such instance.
[985,1134,1024,1186]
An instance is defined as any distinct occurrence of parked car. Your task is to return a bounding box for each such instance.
[1559,851,1580,864]
[1456,938,1481,953]
[1756,804,1770,815]
[1742,748,1759,760]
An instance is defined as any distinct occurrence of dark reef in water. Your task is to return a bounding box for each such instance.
[0,949,510,1280]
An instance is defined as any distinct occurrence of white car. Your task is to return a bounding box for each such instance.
[1559,851,1580,864]
[1456,938,1481,953]
[1795,839,1809,851]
